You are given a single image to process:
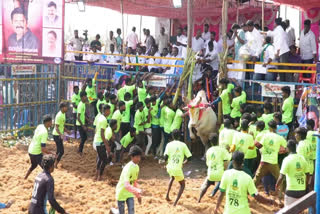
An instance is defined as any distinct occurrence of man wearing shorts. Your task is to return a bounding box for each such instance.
[25,115,54,180]
[164,129,192,206]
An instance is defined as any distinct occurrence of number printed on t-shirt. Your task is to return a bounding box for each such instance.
[230,198,239,206]
[172,155,180,164]
[296,178,304,185]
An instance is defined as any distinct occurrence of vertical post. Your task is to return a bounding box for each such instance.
[315,134,320,214]
[187,0,193,48]
[120,0,125,70]
[139,15,142,43]
[236,0,239,24]
[262,0,265,31]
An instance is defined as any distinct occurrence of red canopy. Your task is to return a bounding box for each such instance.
[272,0,320,11]
[83,0,276,19]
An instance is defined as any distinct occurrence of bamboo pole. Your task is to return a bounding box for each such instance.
[262,0,265,30]
[120,0,125,70]
[236,0,239,24]
[139,16,142,43]
[187,0,192,48]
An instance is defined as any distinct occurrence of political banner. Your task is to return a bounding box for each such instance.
[12,64,36,75]
[147,74,167,88]
[261,83,295,98]
[0,0,64,64]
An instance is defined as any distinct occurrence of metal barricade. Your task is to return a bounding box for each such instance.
[0,64,59,134]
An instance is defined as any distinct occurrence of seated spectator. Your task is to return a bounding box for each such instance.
[106,44,121,64]
[160,48,171,72]
[136,46,148,72]
[125,47,136,70]
[87,46,104,64]
[288,45,302,81]
[148,45,161,73]
[64,41,75,61]
[203,41,219,78]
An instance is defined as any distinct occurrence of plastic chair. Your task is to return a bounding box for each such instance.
[298,66,316,83]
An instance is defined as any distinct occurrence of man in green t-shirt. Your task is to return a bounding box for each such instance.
[84,72,98,116]
[77,91,90,155]
[94,105,111,181]
[107,94,118,120]
[170,102,184,133]
[143,98,153,156]
[122,92,138,136]
[211,78,234,117]
[112,101,126,162]
[71,85,80,139]
[281,86,294,127]
[295,127,313,175]
[219,119,235,151]
[306,119,317,163]
[96,92,107,114]
[198,134,231,203]
[164,130,192,206]
[123,78,136,99]
[116,146,143,214]
[214,151,274,214]
[163,100,176,154]
[259,102,274,130]
[276,140,309,207]
[230,86,246,128]
[134,102,146,149]
[25,115,54,180]
[254,120,287,186]
[119,127,136,162]
[52,102,70,168]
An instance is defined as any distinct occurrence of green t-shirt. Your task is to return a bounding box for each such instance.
[306,130,317,160]
[281,154,308,191]
[105,126,113,141]
[117,87,126,102]
[134,110,145,134]
[120,132,134,148]
[220,169,257,214]
[260,113,274,130]
[232,131,255,159]
[112,110,123,133]
[53,111,66,136]
[220,88,231,115]
[159,105,167,128]
[122,100,133,123]
[28,124,48,155]
[71,93,81,113]
[151,99,160,126]
[116,161,140,201]
[170,109,183,132]
[255,130,269,142]
[138,81,147,105]
[248,125,257,139]
[230,92,246,118]
[93,113,101,127]
[164,107,175,134]
[260,132,287,164]
[297,140,313,174]
[94,114,108,144]
[164,140,192,176]
[107,103,115,120]
[76,101,86,126]
[124,84,135,98]
[219,128,235,150]
[85,80,97,103]
[143,107,151,129]
[282,96,294,124]
[206,146,231,182]
[96,99,107,114]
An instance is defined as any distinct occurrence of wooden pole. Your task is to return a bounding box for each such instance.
[187,0,193,48]
[262,0,265,30]
[236,0,239,24]
[139,15,142,43]
[120,0,125,70]
[222,0,228,51]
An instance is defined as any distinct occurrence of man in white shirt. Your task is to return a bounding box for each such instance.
[202,24,210,42]
[160,47,171,71]
[126,27,139,51]
[205,31,219,54]
[145,29,155,55]
[156,27,169,54]
[148,45,161,72]
[299,19,317,64]
[106,44,121,64]
[125,47,136,70]
[285,20,295,47]
[175,28,188,59]
[70,30,83,61]
[267,18,291,82]
[192,29,205,52]
[136,46,148,72]
[87,46,104,64]
[104,31,117,53]
[204,41,219,76]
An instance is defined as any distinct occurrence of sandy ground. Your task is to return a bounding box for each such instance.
[0,140,280,214]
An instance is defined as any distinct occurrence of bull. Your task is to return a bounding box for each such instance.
[185,90,217,158]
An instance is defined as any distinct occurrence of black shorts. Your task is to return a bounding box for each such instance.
[29,154,43,167]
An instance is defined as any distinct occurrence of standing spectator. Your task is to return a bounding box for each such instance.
[288,45,302,81]
[70,30,83,61]
[156,27,169,54]
[299,19,317,64]
[145,29,155,55]
[281,86,294,129]
[116,28,123,53]
[174,28,187,58]
[90,34,102,51]
[104,31,116,53]
[260,36,277,81]
[205,31,218,53]
[192,29,205,52]
[202,23,210,42]
[232,23,246,61]
[285,19,295,47]
[267,18,291,82]
[126,27,139,51]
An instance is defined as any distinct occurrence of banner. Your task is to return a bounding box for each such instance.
[0,0,64,64]
[261,83,295,98]
[148,75,167,88]
[12,64,36,75]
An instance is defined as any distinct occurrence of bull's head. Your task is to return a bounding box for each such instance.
[187,97,206,127]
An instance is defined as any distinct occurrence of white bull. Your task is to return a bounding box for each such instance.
[186,90,217,156]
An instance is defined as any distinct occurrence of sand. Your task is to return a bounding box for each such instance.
[0,140,279,214]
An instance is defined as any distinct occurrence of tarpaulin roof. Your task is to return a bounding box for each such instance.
[80,0,277,19]
[272,0,320,11]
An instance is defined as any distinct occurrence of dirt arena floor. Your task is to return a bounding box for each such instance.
[0,140,280,214]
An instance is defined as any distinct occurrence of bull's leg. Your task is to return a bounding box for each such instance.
[188,123,196,140]
[199,135,209,161]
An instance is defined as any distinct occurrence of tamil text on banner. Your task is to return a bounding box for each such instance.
[261,83,295,98]
[12,64,36,75]
[147,75,167,88]
[0,0,64,64]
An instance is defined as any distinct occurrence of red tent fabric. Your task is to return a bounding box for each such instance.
[272,0,320,11]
